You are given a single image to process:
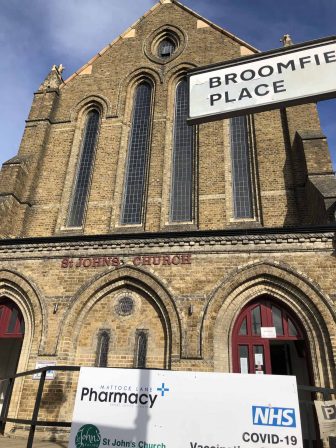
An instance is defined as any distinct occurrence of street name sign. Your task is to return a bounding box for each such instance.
[188,36,336,123]
[68,367,303,448]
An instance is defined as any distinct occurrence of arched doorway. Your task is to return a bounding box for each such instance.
[232,296,311,385]
[232,296,321,447]
[0,298,25,413]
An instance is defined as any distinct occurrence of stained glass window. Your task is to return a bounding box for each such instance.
[135,330,148,369]
[96,330,110,368]
[170,79,195,222]
[121,82,152,225]
[158,39,176,58]
[68,110,100,227]
[230,115,253,219]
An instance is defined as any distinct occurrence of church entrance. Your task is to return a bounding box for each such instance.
[0,299,25,414]
[232,296,320,446]
[232,296,311,385]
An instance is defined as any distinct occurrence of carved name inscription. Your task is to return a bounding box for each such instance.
[61,254,192,268]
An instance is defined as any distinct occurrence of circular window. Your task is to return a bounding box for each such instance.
[144,25,186,64]
[115,296,134,316]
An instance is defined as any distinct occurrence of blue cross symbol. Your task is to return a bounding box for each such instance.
[157,383,170,397]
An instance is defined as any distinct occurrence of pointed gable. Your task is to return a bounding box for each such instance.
[61,0,258,87]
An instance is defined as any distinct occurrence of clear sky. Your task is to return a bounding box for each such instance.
[0,0,335,168]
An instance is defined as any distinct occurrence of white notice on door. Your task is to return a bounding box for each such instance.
[261,327,276,338]
[240,357,248,373]
[255,353,263,366]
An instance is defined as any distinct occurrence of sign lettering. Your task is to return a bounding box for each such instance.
[69,368,303,448]
[188,37,336,123]
[61,254,192,268]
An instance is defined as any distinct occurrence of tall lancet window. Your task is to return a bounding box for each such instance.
[170,78,195,222]
[121,82,152,225]
[96,330,110,368]
[230,115,254,219]
[134,330,148,369]
[68,109,100,227]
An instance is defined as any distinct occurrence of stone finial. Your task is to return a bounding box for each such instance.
[38,64,64,92]
[52,64,65,75]
[280,34,293,47]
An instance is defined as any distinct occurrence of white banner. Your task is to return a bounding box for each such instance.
[189,38,336,122]
[68,368,303,448]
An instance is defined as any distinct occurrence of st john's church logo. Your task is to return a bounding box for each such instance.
[75,424,101,448]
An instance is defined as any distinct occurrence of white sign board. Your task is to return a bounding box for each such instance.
[69,368,303,448]
[255,353,264,366]
[261,327,277,338]
[32,362,56,380]
[188,37,336,123]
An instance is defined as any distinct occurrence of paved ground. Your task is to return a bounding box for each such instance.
[0,436,68,447]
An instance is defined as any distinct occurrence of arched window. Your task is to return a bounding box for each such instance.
[96,330,110,368]
[134,330,148,369]
[170,78,195,222]
[68,109,100,227]
[121,82,152,225]
[230,115,253,219]
[158,39,176,58]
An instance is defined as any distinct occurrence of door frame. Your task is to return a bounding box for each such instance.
[232,296,311,376]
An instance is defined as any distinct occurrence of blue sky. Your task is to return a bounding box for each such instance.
[0,0,335,167]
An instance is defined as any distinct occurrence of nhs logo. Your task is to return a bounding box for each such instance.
[252,406,296,427]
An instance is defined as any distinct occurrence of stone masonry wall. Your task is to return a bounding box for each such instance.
[0,0,332,239]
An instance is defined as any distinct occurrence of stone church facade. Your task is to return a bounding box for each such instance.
[0,0,335,442]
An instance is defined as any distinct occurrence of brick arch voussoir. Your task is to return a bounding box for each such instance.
[70,94,111,122]
[0,269,46,424]
[116,67,162,118]
[0,269,46,352]
[202,261,336,386]
[58,265,181,363]
[165,62,197,84]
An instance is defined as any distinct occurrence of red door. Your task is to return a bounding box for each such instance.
[0,300,25,339]
[0,299,25,413]
[232,297,308,376]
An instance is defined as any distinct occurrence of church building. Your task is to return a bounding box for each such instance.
[0,0,335,443]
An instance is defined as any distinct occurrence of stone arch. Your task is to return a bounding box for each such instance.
[0,269,45,426]
[58,266,181,368]
[165,63,198,126]
[143,24,187,65]
[165,62,197,83]
[56,95,106,231]
[70,94,111,122]
[116,67,162,118]
[202,261,335,387]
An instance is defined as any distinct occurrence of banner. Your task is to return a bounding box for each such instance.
[68,368,303,448]
[314,400,336,439]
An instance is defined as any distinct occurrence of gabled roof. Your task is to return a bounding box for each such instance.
[61,0,259,88]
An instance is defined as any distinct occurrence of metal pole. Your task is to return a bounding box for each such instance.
[0,378,14,434]
[26,369,46,448]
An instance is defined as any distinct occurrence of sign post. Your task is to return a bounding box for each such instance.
[188,36,336,123]
[68,368,303,448]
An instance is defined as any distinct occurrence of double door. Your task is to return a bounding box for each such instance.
[232,297,310,384]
